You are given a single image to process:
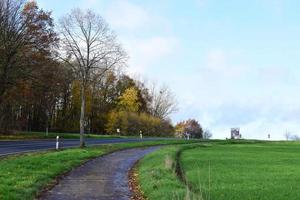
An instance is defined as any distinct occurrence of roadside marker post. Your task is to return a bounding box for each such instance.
[56,136,59,150]
[139,131,143,139]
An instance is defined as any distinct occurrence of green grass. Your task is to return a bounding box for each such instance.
[0,139,197,200]
[137,143,205,200]
[180,142,300,200]
[0,131,129,140]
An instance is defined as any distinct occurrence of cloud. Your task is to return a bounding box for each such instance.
[125,36,180,74]
[105,0,150,30]
[169,47,300,140]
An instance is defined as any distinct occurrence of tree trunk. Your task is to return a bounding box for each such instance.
[79,84,86,147]
[45,110,49,136]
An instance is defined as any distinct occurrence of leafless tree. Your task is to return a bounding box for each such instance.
[290,134,300,141]
[59,9,127,147]
[149,84,178,119]
[203,129,213,139]
[284,131,291,141]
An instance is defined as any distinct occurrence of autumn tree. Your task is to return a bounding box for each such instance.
[117,87,141,112]
[0,0,27,100]
[22,1,59,133]
[59,9,126,147]
[0,0,59,133]
[175,119,203,138]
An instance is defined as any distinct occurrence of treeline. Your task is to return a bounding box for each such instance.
[0,0,177,138]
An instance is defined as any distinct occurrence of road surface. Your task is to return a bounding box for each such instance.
[0,138,166,156]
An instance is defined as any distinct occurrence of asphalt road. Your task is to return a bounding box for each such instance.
[0,138,167,156]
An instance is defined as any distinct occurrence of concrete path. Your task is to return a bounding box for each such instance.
[40,147,159,200]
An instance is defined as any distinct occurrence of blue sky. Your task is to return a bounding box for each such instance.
[37,0,300,140]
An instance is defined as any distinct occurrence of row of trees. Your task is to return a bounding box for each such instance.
[0,0,178,145]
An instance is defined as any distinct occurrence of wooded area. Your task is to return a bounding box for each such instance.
[0,0,178,139]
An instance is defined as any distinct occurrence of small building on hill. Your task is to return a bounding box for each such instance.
[231,128,241,139]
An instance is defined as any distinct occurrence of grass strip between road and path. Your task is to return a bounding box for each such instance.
[137,143,207,200]
[0,139,199,200]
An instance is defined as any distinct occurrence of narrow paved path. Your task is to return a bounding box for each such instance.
[40,147,159,200]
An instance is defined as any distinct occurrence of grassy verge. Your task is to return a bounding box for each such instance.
[137,143,205,200]
[0,139,198,200]
[0,131,129,140]
[180,142,300,200]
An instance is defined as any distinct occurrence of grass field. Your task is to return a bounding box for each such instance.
[0,131,128,140]
[138,141,300,200]
[181,142,300,200]
[138,145,190,199]
[137,143,207,200]
[0,139,197,200]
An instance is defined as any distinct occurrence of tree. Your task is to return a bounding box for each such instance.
[0,0,58,133]
[175,119,203,139]
[117,87,140,112]
[0,0,27,100]
[105,110,174,136]
[184,119,203,138]
[285,131,291,141]
[203,129,213,139]
[150,84,178,119]
[59,9,126,147]
[175,121,186,138]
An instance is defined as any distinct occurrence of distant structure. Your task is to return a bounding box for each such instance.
[231,128,241,139]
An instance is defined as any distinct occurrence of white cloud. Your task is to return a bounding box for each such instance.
[105,0,150,30]
[169,47,300,140]
[125,36,180,74]
[206,49,228,69]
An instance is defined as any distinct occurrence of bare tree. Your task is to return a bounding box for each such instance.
[284,131,291,141]
[59,9,126,147]
[290,134,300,141]
[203,129,213,139]
[149,84,178,119]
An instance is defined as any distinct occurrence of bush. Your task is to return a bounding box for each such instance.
[106,111,174,136]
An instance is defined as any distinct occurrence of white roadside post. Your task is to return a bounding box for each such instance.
[139,130,143,139]
[56,136,59,150]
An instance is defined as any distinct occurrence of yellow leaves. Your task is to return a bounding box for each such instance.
[105,110,167,136]
[106,110,128,135]
[118,87,141,112]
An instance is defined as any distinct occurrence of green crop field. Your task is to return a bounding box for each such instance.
[138,141,300,200]
[181,142,300,200]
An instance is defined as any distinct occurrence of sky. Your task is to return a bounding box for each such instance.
[36,0,300,140]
